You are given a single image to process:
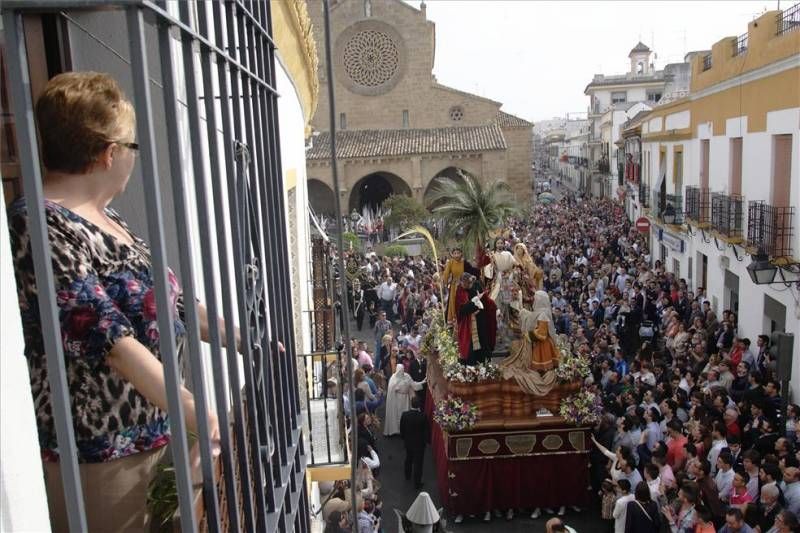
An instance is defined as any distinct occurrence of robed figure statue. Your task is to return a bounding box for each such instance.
[455,273,497,366]
[500,290,560,395]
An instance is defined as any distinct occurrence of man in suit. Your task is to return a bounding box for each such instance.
[408,351,428,411]
[400,396,428,489]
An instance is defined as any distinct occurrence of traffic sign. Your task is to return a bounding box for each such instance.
[635,217,650,233]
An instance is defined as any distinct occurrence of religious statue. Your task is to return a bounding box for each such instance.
[442,247,477,324]
[499,290,560,396]
[455,273,497,365]
[512,243,539,307]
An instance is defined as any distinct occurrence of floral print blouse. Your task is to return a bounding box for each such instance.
[8,198,185,463]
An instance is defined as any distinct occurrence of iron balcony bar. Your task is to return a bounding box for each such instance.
[127,7,196,532]
[155,4,221,529]
[219,0,272,526]
[2,11,88,532]
[194,2,258,530]
[181,1,242,529]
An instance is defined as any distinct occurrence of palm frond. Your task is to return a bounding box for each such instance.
[428,171,520,259]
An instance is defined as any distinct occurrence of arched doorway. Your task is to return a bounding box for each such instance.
[308,179,336,216]
[348,172,411,213]
[423,166,469,209]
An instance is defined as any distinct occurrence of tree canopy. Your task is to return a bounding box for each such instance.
[383,194,429,231]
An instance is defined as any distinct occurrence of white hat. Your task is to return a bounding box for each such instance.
[405,492,440,525]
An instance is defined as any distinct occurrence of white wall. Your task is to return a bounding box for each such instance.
[276,58,314,356]
[0,200,52,532]
[664,104,800,400]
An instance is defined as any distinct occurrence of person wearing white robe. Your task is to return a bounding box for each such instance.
[384,365,425,436]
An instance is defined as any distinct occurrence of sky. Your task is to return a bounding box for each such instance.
[408,0,779,122]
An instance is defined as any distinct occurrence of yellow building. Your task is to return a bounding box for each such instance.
[625,6,800,403]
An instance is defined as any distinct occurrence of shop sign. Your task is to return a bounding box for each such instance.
[659,229,685,253]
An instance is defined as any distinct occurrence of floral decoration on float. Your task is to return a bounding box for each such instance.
[553,335,591,383]
[433,394,479,432]
[558,390,603,426]
[423,312,501,384]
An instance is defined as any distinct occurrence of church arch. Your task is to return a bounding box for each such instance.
[423,166,470,209]
[308,179,336,216]
[348,172,411,213]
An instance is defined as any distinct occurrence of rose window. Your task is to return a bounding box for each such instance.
[342,30,400,88]
[450,106,464,122]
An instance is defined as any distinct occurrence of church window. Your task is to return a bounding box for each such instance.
[402,110,409,128]
[647,90,662,102]
[340,112,347,130]
[637,61,644,74]
[342,29,400,88]
[364,0,371,17]
[449,106,464,122]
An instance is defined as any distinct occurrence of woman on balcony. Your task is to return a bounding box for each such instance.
[8,72,223,532]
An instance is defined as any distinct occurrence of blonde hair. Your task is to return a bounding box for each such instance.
[35,71,135,173]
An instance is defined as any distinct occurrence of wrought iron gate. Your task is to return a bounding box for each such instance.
[2,1,308,532]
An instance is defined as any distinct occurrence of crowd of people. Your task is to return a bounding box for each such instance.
[321,251,442,532]
[516,195,799,532]
[320,186,799,533]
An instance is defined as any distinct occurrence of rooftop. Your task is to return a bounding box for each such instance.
[629,41,651,56]
[307,124,507,160]
[585,71,665,92]
[495,110,534,128]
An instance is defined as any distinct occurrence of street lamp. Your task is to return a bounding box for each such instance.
[746,249,778,285]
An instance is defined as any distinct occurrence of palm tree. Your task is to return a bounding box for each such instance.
[426,171,519,262]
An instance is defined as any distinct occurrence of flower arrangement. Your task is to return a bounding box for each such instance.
[559,390,604,426]
[554,335,591,383]
[443,360,502,383]
[433,395,479,432]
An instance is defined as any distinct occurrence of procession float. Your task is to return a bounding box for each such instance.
[407,173,598,516]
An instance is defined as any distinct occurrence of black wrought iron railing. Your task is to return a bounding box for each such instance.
[778,2,800,35]
[711,192,745,240]
[639,183,650,209]
[734,33,748,56]
[747,201,796,258]
[685,186,711,225]
[702,54,712,71]
[2,2,308,532]
[653,191,684,225]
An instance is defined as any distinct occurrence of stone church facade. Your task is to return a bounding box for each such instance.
[305,0,533,215]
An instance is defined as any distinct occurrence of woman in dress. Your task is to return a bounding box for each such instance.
[383,365,425,436]
[9,72,224,531]
[625,481,662,532]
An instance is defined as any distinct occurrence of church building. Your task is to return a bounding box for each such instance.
[306,0,534,215]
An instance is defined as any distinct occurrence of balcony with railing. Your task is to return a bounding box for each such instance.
[1,2,309,532]
[734,32,748,56]
[685,186,712,226]
[711,192,745,242]
[652,191,684,225]
[639,183,650,209]
[747,201,796,259]
[778,2,800,35]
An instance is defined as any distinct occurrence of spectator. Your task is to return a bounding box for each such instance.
[624,481,661,532]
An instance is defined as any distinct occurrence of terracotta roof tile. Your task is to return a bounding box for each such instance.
[496,110,533,128]
[307,124,507,160]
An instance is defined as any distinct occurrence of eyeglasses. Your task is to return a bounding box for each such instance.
[112,140,139,152]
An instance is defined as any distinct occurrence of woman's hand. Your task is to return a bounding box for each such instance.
[189,412,221,485]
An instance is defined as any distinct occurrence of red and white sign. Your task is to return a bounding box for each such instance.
[635,217,651,233]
